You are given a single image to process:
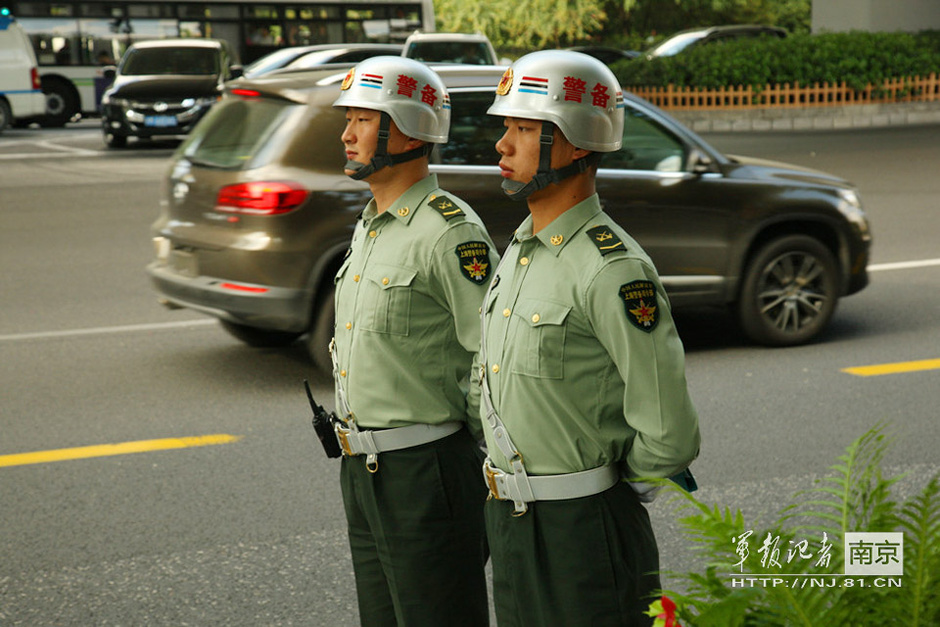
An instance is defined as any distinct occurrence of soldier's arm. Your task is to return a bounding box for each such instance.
[428,219,499,440]
[585,257,701,479]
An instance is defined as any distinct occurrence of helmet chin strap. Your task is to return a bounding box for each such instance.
[344,112,432,181]
[501,121,601,201]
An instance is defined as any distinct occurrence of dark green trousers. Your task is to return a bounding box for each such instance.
[485,481,660,627]
[340,428,489,627]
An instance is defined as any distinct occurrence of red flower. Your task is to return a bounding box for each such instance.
[646,595,678,627]
[658,595,677,627]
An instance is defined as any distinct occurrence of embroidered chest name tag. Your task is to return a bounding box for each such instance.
[429,195,465,220]
[586,226,626,255]
[455,241,491,284]
[620,280,659,332]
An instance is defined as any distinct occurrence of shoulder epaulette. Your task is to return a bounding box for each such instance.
[427,195,465,220]
[585,225,627,256]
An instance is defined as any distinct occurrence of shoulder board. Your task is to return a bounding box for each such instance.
[427,195,465,221]
[585,225,627,256]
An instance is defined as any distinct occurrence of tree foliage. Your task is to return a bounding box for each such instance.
[433,0,811,54]
[433,0,607,51]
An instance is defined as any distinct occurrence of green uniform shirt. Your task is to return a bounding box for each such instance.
[334,174,497,435]
[479,195,700,478]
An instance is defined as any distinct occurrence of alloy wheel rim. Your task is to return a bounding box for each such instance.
[755,251,829,334]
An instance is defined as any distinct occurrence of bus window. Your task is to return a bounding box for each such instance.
[126,4,175,19]
[283,5,342,47]
[77,18,131,64]
[19,17,77,65]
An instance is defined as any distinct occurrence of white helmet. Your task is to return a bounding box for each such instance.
[333,55,451,143]
[488,50,624,152]
[487,50,625,199]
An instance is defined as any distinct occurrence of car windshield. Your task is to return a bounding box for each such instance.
[407,41,491,64]
[645,31,706,58]
[287,49,355,68]
[178,96,297,168]
[122,47,220,76]
[243,48,307,76]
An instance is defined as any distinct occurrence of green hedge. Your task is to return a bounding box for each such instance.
[613,30,940,93]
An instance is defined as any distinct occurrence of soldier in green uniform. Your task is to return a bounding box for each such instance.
[329,57,496,627]
[476,50,701,626]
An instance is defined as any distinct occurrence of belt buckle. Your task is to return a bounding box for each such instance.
[335,426,354,456]
[484,461,502,500]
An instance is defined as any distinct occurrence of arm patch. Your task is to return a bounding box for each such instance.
[428,195,465,220]
[455,241,491,284]
[620,280,659,332]
[586,226,626,255]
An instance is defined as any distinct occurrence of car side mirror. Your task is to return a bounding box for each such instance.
[689,149,714,175]
[229,65,243,79]
[103,66,116,81]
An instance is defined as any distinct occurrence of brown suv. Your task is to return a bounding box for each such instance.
[147,64,871,370]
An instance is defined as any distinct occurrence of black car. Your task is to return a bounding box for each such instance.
[644,24,787,59]
[567,46,640,65]
[147,65,871,370]
[100,39,242,148]
[242,43,403,78]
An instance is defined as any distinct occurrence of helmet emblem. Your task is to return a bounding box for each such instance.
[496,68,513,96]
[341,68,355,91]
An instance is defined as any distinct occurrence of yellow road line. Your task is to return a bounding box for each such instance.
[0,434,243,468]
[842,359,940,377]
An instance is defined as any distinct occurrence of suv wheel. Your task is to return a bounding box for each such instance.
[305,288,335,374]
[219,320,302,348]
[738,235,839,346]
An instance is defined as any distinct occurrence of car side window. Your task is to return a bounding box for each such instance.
[602,106,686,173]
[437,91,503,166]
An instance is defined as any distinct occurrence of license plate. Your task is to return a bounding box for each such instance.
[144,115,177,128]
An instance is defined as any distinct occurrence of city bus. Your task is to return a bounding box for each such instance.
[2,0,434,126]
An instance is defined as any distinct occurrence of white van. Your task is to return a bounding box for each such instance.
[402,32,504,66]
[0,10,46,133]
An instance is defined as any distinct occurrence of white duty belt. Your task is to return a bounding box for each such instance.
[483,459,619,504]
[478,241,618,515]
[329,338,461,473]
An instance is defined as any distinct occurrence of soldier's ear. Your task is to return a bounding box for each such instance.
[572,147,592,161]
[406,137,426,151]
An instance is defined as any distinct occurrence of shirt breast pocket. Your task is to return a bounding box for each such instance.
[362,264,417,336]
[334,256,351,285]
[511,299,571,379]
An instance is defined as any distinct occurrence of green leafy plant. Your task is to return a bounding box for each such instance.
[652,425,940,626]
[614,31,940,98]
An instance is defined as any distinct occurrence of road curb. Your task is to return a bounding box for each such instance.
[670,100,940,133]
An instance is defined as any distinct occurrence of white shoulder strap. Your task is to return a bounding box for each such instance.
[478,241,534,514]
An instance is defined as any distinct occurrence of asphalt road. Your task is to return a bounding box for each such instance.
[1,120,938,626]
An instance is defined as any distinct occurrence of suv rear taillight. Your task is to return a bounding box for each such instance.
[216,181,309,215]
[30,67,41,90]
[230,88,261,98]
